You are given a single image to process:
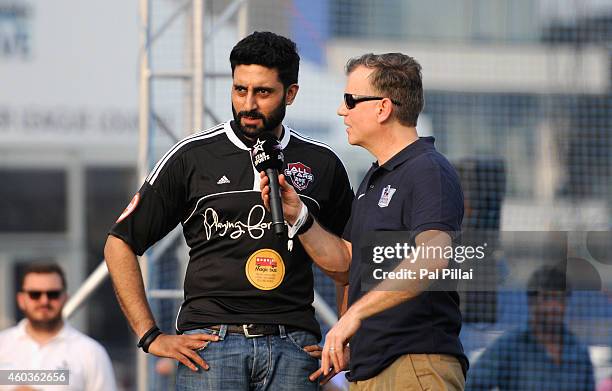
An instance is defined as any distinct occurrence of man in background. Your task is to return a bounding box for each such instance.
[0,263,117,391]
[467,265,594,390]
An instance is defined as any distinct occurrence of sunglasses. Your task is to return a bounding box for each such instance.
[343,93,402,109]
[23,290,64,300]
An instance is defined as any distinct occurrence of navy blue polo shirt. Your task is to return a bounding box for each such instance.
[343,137,467,381]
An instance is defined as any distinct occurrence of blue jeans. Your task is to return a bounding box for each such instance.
[176,325,320,391]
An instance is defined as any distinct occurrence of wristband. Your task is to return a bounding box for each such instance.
[137,326,162,353]
[287,203,314,251]
[296,212,314,235]
[287,203,310,239]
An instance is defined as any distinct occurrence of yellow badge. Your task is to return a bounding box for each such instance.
[245,249,285,290]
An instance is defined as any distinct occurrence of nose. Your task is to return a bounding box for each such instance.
[244,91,258,112]
[38,293,50,305]
[337,101,348,117]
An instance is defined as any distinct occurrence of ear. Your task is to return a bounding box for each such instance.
[17,292,26,311]
[376,98,394,123]
[284,84,299,105]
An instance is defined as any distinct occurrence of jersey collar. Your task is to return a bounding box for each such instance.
[223,120,291,151]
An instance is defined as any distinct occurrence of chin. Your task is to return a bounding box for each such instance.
[347,135,359,146]
[239,126,263,138]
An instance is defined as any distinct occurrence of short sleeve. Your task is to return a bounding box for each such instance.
[317,157,353,237]
[342,213,354,242]
[409,156,463,236]
[109,156,186,255]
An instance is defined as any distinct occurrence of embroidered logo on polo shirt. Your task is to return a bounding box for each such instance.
[284,162,314,191]
[378,185,396,208]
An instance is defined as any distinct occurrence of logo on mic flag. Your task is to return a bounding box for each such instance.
[250,134,283,172]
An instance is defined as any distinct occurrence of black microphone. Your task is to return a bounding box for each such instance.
[251,133,286,236]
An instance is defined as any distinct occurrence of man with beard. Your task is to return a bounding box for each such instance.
[467,265,595,391]
[0,263,117,391]
[104,31,353,390]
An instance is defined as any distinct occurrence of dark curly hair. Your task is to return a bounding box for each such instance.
[230,31,300,89]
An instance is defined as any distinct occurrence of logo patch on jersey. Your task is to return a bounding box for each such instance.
[245,249,285,290]
[116,193,140,223]
[217,175,230,185]
[378,185,396,208]
[284,162,314,191]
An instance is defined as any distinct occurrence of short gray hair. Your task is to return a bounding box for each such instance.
[346,53,423,127]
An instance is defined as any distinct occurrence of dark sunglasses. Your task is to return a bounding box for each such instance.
[23,290,63,300]
[344,93,402,109]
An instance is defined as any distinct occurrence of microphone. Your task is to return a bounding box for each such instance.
[251,133,286,236]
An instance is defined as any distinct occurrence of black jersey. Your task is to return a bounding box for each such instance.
[110,121,353,339]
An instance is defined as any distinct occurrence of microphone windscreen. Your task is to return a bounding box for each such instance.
[250,133,284,172]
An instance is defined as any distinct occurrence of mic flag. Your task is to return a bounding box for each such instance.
[250,133,286,236]
[251,133,284,172]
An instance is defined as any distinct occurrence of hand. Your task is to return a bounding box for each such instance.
[147,333,219,372]
[306,344,350,385]
[259,172,303,224]
[321,310,361,376]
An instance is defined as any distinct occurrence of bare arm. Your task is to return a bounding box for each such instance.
[260,172,352,280]
[104,235,218,371]
[336,284,349,316]
[104,235,155,336]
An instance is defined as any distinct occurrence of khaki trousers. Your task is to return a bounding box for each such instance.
[349,354,465,391]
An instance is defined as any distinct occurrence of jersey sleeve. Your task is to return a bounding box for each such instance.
[317,156,353,237]
[108,155,186,256]
[341,213,354,242]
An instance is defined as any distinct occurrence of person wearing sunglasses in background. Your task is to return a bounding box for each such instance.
[0,263,117,391]
[262,53,467,390]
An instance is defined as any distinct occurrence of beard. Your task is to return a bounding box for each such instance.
[29,316,63,331]
[232,98,287,140]
[25,306,63,331]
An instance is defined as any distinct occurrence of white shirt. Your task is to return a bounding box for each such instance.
[0,320,117,391]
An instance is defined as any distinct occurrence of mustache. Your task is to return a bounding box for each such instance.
[237,110,265,121]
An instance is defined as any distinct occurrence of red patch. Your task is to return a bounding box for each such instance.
[116,193,140,223]
[255,257,277,267]
[284,162,314,191]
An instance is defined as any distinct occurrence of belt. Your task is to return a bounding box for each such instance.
[208,324,297,338]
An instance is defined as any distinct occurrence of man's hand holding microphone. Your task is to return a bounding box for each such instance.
[251,133,310,236]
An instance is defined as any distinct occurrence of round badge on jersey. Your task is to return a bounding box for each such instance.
[245,249,285,290]
[116,192,140,223]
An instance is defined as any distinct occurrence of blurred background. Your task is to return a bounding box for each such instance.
[0,0,611,389]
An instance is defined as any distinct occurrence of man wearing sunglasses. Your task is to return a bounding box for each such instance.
[0,263,117,391]
[261,53,466,389]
